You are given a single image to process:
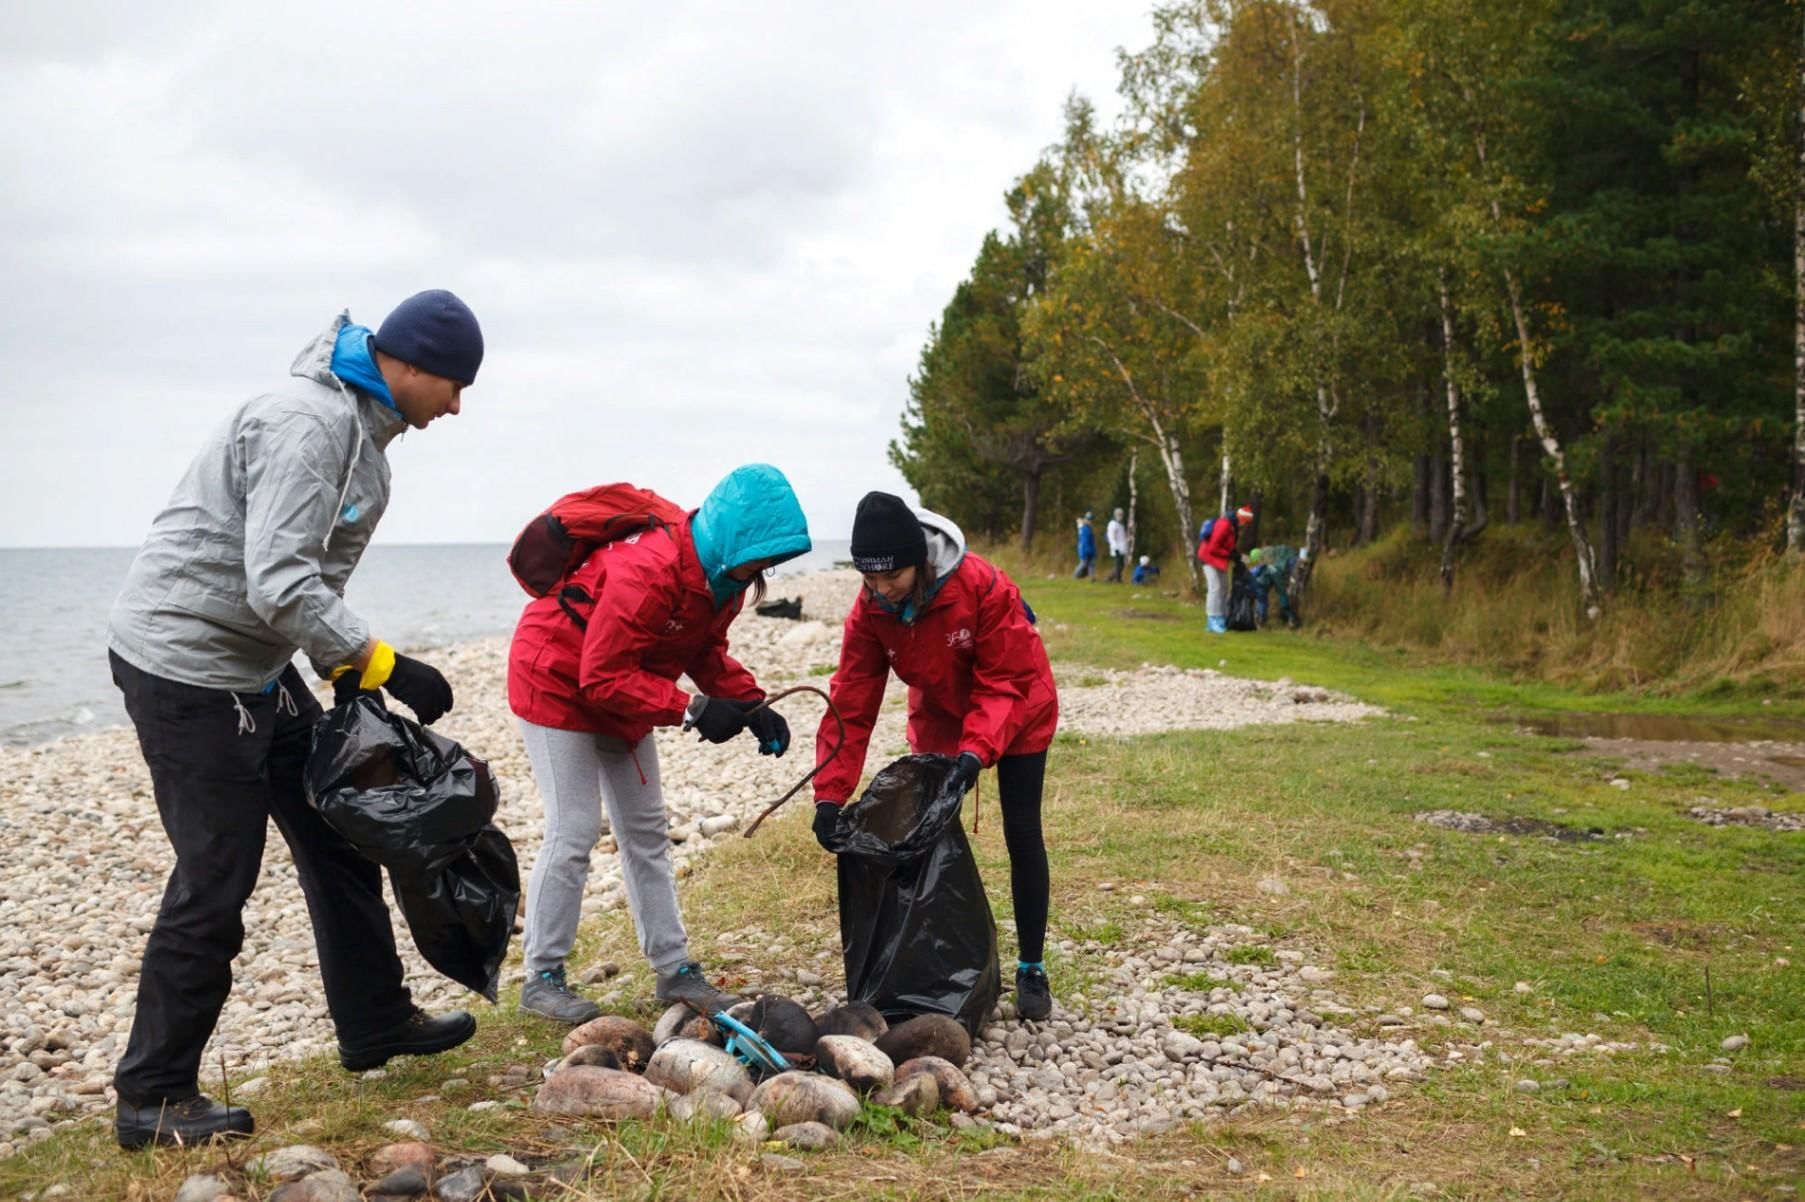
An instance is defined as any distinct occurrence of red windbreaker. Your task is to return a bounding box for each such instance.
[813,552,1058,804]
[1198,517,1238,569]
[507,521,762,743]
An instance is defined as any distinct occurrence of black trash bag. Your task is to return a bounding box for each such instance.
[824,753,1000,1039]
[304,696,519,1002]
[1227,561,1259,632]
[754,596,803,620]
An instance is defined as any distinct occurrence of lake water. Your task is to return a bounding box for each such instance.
[0,539,850,746]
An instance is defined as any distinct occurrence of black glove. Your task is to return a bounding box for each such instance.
[949,751,983,796]
[813,802,842,851]
[685,694,749,744]
[741,701,791,757]
[385,654,454,725]
[331,671,368,708]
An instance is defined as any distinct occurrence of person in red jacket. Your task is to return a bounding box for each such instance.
[508,464,811,1023]
[1197,505,1252,634]
[811,491,1060,1021]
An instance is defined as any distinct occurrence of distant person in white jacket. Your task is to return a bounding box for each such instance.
[1105,508,1130,583]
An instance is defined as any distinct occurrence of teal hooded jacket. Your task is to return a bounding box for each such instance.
[689,464,813,607]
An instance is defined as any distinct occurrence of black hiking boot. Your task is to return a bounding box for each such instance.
[115,1094,254,1149]
[654,961,740,1016]
[1015,965,1053,1022]
[338,1007,476,1071]
[521,966,603,1025]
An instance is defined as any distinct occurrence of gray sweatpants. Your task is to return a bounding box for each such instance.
[1203,564,1228,618]
[517,720,689,976]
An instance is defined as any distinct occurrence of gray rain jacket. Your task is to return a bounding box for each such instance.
[108,314,407,691]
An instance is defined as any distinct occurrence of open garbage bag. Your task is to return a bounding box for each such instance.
[304,696,518,1001]
[1227,560,1259,632]
[824,753,1000,1038]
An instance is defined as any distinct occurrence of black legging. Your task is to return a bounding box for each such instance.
[995,750,1049,964]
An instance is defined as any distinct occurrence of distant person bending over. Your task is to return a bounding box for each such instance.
[508,465,810,1024]
[1132,555,1160,586]
[1106,508,1130,582]
[105,291,484,1149]
[1247,545,1301,629]
[812,492,1061,1021]
[1197,505,1252,635]
[1074,511,1097,580]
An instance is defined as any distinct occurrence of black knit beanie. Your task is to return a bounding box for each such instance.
[850,492,928,573]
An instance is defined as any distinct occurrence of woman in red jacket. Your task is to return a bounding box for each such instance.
[508,464,811,1024]
[811,491,1059,1020]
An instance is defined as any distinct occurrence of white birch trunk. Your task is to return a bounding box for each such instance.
[1438,273,1470,591]
[1472,130,1603,615]
[1127,447,1140,560]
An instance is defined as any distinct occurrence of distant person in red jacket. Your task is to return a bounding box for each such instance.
[507,464,811,1023]
[1197,505,1252,634]
[812,491,1060,1021]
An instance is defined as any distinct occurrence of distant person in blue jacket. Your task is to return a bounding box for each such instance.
[1132,555,1160,585]
[1073,512,1097,581]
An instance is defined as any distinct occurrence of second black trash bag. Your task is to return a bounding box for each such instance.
[827,753,1000,1039]
[304,696,519,1002]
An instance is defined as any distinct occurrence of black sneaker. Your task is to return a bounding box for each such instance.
[338,1007,477,1072]
[1015,965,1053,1021]
[115,1094,254,1149]
[654,961,740,1015]
[521,966,603,1025]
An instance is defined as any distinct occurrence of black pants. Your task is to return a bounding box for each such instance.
[110,652,412,1104]
[1108,553,1126,582]
[995,751,1050,965]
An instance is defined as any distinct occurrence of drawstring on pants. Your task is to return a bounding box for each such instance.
[275,683,299,718]
[229,694,256,736]
[628,744,648,787]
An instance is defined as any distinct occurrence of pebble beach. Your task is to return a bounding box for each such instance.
[0,569,1413,1154]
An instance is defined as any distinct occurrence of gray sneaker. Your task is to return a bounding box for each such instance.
[654,961,740,1015]
[520,967,602,1025]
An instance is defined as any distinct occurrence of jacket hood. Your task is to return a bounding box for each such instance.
[689,464,812,607]
[292,313,407,449]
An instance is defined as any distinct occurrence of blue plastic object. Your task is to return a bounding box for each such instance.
[711,1010,792,1079]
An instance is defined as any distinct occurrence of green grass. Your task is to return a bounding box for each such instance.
[1172,1012,1251,1038]
[5,584,1804,1200]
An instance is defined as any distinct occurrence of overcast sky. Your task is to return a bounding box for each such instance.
[0,2,1147,548]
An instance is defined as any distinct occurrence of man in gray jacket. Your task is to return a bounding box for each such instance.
[106,290,483,1149]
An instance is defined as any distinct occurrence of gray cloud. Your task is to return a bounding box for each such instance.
[0,1,1142,546]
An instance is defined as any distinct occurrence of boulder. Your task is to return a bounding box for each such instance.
[645,1039,754,1105]
[875,1014,971,1068]
[668,1090,744,1122]
[268,1171,359,1202]
[532,1066,665,1120]
[748,1071,862,1130]
[814,1035,894,1093]
[366,1141,436,1178]
[772,1121,839,1151]
[874,1072,939,1117]
[248,1146,339,1182]
[743,995,820,1056]
[561,1016,656,1071]
[813,1001,888,1042]
[553,1044,622,1073]
[895,1055,978,1112]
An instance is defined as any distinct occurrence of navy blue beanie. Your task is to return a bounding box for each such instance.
[373,290,484,385]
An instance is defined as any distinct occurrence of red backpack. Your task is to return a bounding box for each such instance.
[507,483,687,600]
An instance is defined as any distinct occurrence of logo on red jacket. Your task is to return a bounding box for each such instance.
[664,618,686,633]
[946,627,973,648]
